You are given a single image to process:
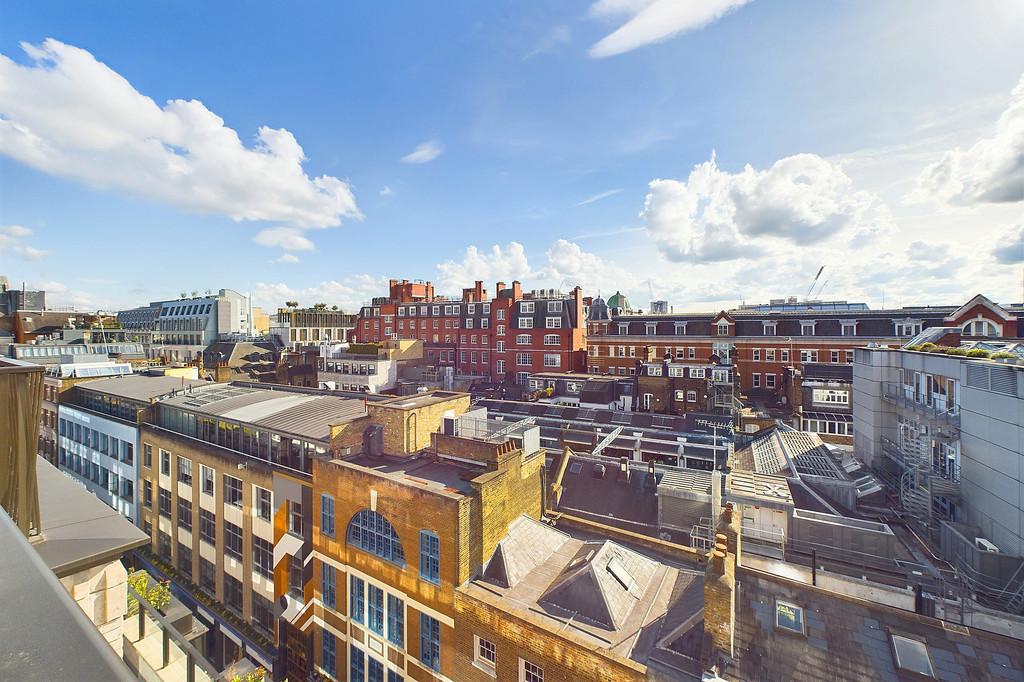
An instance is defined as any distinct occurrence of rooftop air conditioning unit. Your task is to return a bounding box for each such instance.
[975,538,1000,553]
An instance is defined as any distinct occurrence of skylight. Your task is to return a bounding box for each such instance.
[891,635,934,677]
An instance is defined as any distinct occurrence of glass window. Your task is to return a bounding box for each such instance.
[201,465,214,495]
[367,584,384,635]
[419,531,440,584]
[177,456,192,485]
[368,658,383,682]
[224,475,243,507]
[224,520,243,559]
[322,564,336,609]
[177,498,192,532]
[200,509,216,545]
[256,486,272,521]
[419,613,440,672]
[224,574,243,613]
[522,660,544,682]
[476,637,496,669]
[891,635,934,677]
[348,510,405,565]
[350,575,365,624]
[321,493,335,538]
[252,591,274,637]
[289,500,303,535]
[253,536,273,579]
[158,488,172,517]
[177,543,192,579]
[775,600,804,634]
[387,594,404,648]
[350,644,365,682]
[143,480,153,509]
[322,631,336,678]
[199,558,216,594]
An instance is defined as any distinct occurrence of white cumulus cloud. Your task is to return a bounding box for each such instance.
[252,275,389,312]
[253,227,315,252]
[642,151,892,262]
[401,140,443,164]
[0,39,362,244]
[435,243,534,291]
[543,239,636,292]
[912,74,1024,205]
[588,0,750,58]
[0,224,49,260]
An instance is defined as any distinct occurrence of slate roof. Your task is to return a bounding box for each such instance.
[717,570,1024,682]
[540,540,661,630]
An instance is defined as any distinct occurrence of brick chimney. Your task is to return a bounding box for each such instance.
[511,280,522,301]
[496,281,506,295]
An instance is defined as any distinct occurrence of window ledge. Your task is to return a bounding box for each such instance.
[473,660,497,678]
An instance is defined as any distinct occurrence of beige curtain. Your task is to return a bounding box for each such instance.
[0,361,43,536]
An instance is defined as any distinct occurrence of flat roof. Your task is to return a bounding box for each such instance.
[160,383,367,441]
[375,391,466,410]
[339,454,480,496]
[76,373,207,402]
[33,458,149,578]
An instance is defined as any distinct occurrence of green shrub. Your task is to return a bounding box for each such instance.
[127,571,172,615]
[991,352,1017,360]
[965,349,991,358]
[920,342,937,349]
[945,348,968,356]
[905,345,922,351]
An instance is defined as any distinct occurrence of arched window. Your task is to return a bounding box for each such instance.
[348,510,405,565]
[962,320,999,337]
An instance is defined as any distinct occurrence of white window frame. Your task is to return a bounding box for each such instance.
[686,390,697,402]
[547,300,562,312]
[519,318,534,329]
[543,354,560,368]
[516,334,530,345]
[543,334,559,346]
[520,302,535,313]
[545,317,562,329]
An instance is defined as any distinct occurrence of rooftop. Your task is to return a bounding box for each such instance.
[338,453,481,496]
[75,373,207,402]
[717,569,1024,681]
[465,515,704,668]
[160,383,367,441]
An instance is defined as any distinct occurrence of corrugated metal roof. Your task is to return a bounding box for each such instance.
[78,374,207,401]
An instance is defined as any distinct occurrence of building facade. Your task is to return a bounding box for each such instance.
[270,307,357,351]
[57,374,204,522]
[355,279,587,385]
[588,294,1023,395]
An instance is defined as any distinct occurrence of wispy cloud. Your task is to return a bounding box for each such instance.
[401,140,444,164]
[524,25,572,60]
[570,225,645,240]
[273,253,300,264]
[0,224,49,260]
[588,0,751,58]
[379,186,394,198]
[574,188,623,206]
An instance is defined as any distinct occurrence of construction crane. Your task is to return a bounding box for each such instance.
[804,266,825,301]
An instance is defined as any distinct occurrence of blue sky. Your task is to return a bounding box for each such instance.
[2,1,1023,312]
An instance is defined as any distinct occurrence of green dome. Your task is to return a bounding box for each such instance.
[607,291,630,311]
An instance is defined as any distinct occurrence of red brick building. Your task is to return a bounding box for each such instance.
[355,279,587,384]
[587,294,1022,395]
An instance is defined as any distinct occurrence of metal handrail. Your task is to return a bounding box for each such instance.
[127,582,220,682]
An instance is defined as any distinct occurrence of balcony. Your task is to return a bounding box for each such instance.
[881,383,960,428]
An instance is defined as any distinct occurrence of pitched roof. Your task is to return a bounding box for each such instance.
[483,516,571,588]
[540,540,661,630]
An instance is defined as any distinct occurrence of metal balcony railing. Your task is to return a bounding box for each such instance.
[881,383,960,428]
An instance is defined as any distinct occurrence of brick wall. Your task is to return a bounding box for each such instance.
[452,587,646,682]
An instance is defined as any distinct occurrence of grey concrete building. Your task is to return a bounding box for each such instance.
[853,346,1024,608]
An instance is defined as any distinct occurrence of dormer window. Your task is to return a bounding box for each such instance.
[841,321,857,336]
[763,321,777,336]
[618,323,629,335]
[800,321,815,336]
[717,322,729,336]
[674,322,687,336]
[645,323,657,335]
[962,319,999,337]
